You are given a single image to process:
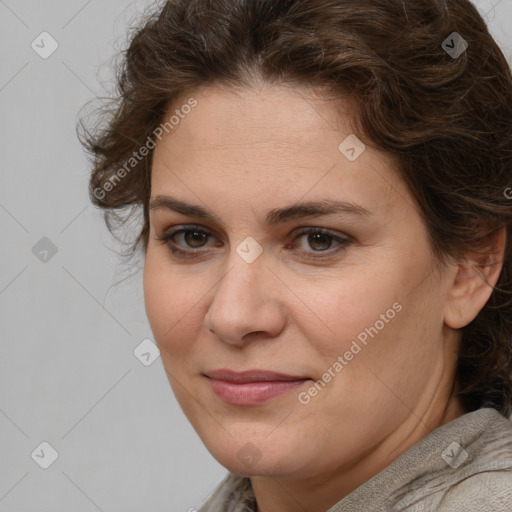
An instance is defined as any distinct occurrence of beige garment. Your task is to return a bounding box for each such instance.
[197,407,512,511]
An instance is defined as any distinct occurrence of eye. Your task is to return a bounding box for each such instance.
[154,225,352,258]
[289,227,351,257]
[155,225,215,257]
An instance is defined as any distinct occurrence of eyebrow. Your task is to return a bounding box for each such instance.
[149,195,372,226]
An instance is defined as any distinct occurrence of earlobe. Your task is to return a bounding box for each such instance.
[444,227,507,329]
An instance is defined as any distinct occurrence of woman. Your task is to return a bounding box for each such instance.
[79,0,512,510]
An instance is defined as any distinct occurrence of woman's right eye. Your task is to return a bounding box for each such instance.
[155,226,216,257]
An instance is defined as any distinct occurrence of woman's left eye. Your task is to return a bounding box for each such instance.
[155,225,351,258]
[291,227,351,256]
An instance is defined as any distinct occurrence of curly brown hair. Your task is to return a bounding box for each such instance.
[78,0,512,416]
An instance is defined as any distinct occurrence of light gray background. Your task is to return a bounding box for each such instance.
[0,1,511,511]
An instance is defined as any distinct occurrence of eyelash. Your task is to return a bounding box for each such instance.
[154,224,352,259]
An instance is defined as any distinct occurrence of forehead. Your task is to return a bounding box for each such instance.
[158,83,357,151]
[150,84,408,219]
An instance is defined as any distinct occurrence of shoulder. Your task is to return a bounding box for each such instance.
[394,409,512,511]
[436,470,512,511]
[435,409,512,511]
[197,473,255,512]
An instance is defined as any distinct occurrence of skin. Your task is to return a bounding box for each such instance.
[143,82,505,512]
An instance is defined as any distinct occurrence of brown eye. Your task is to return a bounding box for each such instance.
[182,230,209,248]
[306,232,335,251]
[292,227,351,256]
[155,225,216,257]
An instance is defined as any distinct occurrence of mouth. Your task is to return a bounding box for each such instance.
[204,368,309,382]
[203,368,311,405]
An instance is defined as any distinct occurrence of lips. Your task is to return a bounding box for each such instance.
[204,369,311,405]
[204,368,308,383]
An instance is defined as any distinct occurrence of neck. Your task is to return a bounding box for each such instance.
[251,394,466,512]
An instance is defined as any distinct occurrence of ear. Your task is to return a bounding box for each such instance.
[444,227,507,329]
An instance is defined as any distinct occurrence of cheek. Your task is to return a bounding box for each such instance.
[308,270,405,354]
[143,251,203,352]
[143,253,170,335]
[313,266,443,405]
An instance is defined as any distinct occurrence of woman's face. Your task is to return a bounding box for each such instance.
[144,83,461,479]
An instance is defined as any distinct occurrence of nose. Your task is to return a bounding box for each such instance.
[203,245,286,347]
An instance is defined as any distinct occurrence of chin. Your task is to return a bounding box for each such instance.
[199,428,311,478]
